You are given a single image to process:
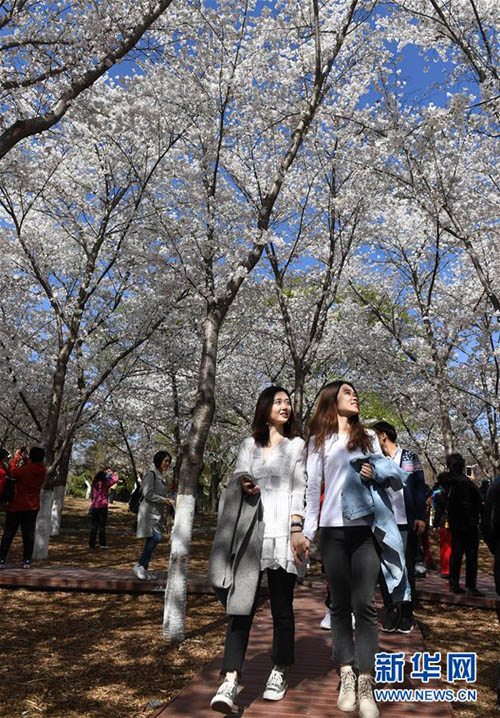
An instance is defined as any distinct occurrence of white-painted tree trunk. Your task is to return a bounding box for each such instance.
[163,493,196,641]
[33,489,54,559]
[50,485,66,536]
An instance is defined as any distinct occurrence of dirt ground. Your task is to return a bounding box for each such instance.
[1,498,498,717]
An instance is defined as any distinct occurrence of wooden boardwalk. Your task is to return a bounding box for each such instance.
[0,564,497,608]
[415,569,498,609]
[0,565,211,594]
[0,564,490,716]
[152,582,455,718]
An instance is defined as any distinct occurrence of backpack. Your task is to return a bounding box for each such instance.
[128,484,143,514]
[431,486,449,528]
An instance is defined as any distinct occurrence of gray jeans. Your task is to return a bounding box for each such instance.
[319,525,379,674]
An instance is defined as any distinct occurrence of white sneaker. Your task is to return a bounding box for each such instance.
[210,678,238,712]
[358,674,379,718]
[263,665,288,701]
[337,665,357,712]
[415,561,427,577]
[320,610,331,630]
[132,563,148,580]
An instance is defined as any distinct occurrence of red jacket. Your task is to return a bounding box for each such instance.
[9,456,19,474]
[9,459,46,512]
[0,465,6,500]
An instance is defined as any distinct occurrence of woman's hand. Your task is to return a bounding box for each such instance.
[359,461,373,480]
[291,532,309,566]
[241,476,260,496]
[413,519,426,536]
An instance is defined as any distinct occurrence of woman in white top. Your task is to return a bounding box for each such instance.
[210,386,308,714]
[303,381,383,718]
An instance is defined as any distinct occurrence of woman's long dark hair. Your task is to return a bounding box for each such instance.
[252,386,297,447]
[307,380,373,453]
[92,470,107,488]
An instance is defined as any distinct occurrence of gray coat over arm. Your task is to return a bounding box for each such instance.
[208,471,264,616]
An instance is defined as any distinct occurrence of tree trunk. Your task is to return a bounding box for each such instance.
[293,364,306,436]
[50,485,66,536]
[210,462,221,513]
[162,493,197,639]
[434,372,455,456]
[171,371,183,488]
[163,309,221,641]
[32,489,54,560]
[44,344,74,473]
[50,442,72,536]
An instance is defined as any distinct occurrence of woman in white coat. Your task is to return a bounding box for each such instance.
[303,381,383,718]
[210,386,308,713]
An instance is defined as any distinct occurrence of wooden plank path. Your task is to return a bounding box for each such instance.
[415,568,498,609]
[0,565,211,594]
[151,582,455,718]
[0,564,497,608]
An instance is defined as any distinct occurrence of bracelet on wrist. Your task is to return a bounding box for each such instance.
[290,528,303,534]
[291,521,303,528]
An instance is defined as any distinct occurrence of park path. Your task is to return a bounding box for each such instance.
[0,564,497,608]
[0,565,488,716]
[150,581,456,718]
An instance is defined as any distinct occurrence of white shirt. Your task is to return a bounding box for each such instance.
[234,435,306,574]
[385,446,408,525]
[303,430,383,540]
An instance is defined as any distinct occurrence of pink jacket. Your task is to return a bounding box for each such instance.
[91,475,118,509]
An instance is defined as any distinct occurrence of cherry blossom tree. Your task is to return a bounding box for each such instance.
[0,0,178,158]
[0,77,191,556]
[154,0,383,640]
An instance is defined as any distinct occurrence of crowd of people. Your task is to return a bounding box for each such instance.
[208,382,498,717]
[0,447,178,583]
[0,385,498,716]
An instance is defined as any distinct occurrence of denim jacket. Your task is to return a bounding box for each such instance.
[345,453,411,601]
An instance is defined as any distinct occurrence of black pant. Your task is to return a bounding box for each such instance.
[89,507,108,547]
[494,537,500,595]
[221,567,296,675]
[449,527,479,588]
[320,526,379,674]
[0,509,38,562]
[379,525,417,617]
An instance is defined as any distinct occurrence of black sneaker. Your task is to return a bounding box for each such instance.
[382,606,400,632]
[466,587,485,597]
[397,615,414,633]
[450,584,465,594]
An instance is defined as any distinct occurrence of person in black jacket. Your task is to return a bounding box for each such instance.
[480,476,500,708]
[446,453,484,596]
[481,475,500,594]
[373,421,427,634]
